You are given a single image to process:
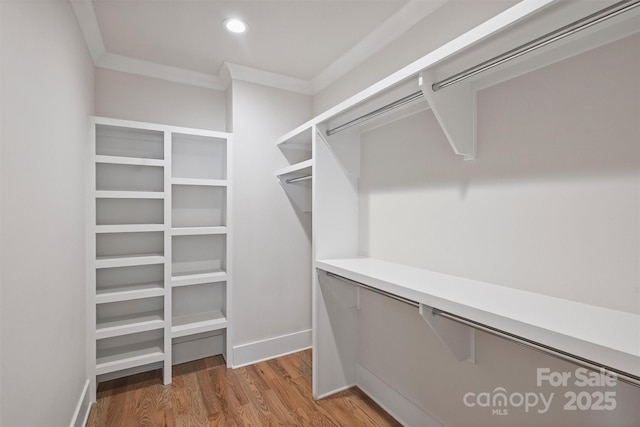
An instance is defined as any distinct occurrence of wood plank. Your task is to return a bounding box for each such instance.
[87,350,402,427]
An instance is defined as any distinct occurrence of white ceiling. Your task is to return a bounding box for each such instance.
[72,0,448,93]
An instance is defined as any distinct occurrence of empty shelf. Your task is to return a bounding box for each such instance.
[96,224,165,233]
[95,339,164,375]
[95,191,165,199]
[316,257,640,379]
[171,226,227,236]
[171,270,227,287]
[171,178,227,187]
[275,159,313,179]
[275,124,312,149]
[96,310,165,340]
[171,310,227,338]
[96,282,165,304]
[96,254,165,269]
[95,155,165,167]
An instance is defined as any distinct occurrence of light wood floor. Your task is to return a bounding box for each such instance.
[87,350,402,426]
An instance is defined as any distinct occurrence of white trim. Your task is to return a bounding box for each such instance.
[356,365,447,427]
[232,329,311,368]
[222,63,313,95]
[98,53,226,91]
[69,379,91,427]
[309,0,447,93]
[70,0,106,64]
[69,0,449,94]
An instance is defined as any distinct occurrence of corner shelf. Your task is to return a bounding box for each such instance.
[316,257,640,381]
[171,178,227,187]
[171,270,227,287]
[171,310,228,338]
[96,310,165,340]
[95,339,164,376]
[95,254,165,269]
[171,226,227,236]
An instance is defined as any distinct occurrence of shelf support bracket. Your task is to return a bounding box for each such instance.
[419,304,476,363]
[418,71,477,160]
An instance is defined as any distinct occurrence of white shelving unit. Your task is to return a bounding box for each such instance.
[275,124,315,213]
[272,0,640,417]
[87,116,232,402]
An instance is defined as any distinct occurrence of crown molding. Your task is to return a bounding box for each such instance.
[98,53,226,90]
[309,0,447,93]
[71,0,445,95]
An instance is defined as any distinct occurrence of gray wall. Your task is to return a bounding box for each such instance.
[1,1,95,425]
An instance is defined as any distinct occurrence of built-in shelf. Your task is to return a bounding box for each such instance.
[96,224,165,234]
[171,310,227,338]
[95,254,165,269]
[275,125,312,150]
[95,339,164,375]
[171,226,227,236]
[95,155,165,167]
[316,257,640,379]
[96,282,164,304]
[171,270,227,287]
[275,159,313,180]
[95,191,165,199]
[171,178,227,187]
[96,310,165,340]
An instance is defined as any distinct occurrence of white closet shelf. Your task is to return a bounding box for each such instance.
[171,178,227,187]
[171,270,227,287]
[96,282,165,304]
[96,310,165,340]
[171,310,227,338]
[275,124,312,149]
[96,224,165,233]
[275,159,313,180]
[95,254,165,269]
[95,155,165,167]
[95,339,164,376]
[95,191,165,199]
[316,257,640,378]
[171,226,227,236]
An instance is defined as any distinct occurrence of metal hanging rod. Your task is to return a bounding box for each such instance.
[325,271,420,307]
[435,309,640,388]
[432,0,640,92]
[325,91,424,137]
[323,270,640,388]
[285,175,312,184]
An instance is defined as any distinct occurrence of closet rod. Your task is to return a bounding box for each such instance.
[322,270,640,388]
[325,271,420,307]
[285,175,312,184]
[435,309,640,388]
[432,0,640,92]
[325,91,423,136]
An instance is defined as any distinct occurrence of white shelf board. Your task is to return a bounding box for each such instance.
[316,257,640,378]
[95,339,164,375]
[171,178,227,187]
[95,191,165,199]
[275,124,313,149]
[275,159,313,179]
[96,282,165,304]
[95,254,165,269]
[95,310,165,340]
[96,224,165,234]
[171,310,227,338]
[171,270,227,287]
[95,155,165,167]
[171,226,227,236]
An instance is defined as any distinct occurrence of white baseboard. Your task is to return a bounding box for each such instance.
[232,329,311,368]
[356,364,446,427]
[69,379,91,427]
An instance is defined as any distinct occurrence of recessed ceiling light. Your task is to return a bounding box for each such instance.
[224,19,248,34]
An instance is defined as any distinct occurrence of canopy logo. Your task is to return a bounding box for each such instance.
[462,367,618,416]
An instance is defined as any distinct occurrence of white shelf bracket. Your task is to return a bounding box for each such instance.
[419,304,476,363]
[418,71,477,160]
